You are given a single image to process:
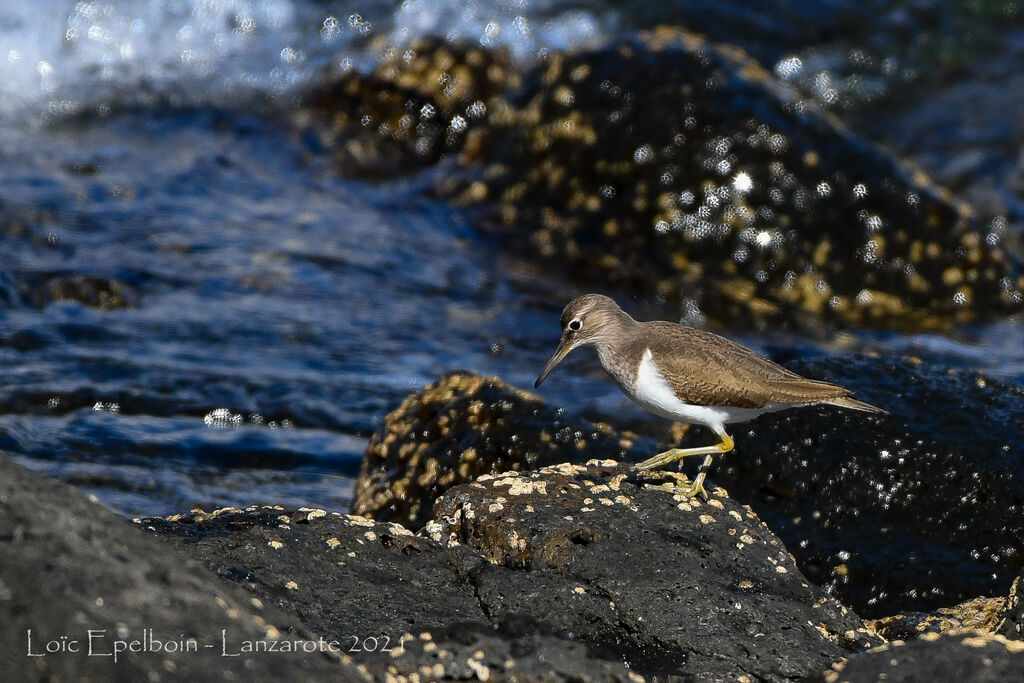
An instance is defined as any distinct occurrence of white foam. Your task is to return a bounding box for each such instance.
[0,0,316,121]
[389,0,611,62]
[0,0,614,123]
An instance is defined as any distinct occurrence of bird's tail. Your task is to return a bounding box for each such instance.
[825,395,886,414]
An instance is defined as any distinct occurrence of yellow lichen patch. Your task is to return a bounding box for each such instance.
[699,514,715,524]
[466,658,491,680]
[345,515,376,527]
[814,622,840,644]
[707,499,724,510]
[738,580,754,589]
[284,581,299,590]
[545,462,587,476]
[268,540,284,550]
[775,566,789,574]
[608,473,627,490]
[507,479,548,496]
[585,458,618,467]
[961,635,990,648]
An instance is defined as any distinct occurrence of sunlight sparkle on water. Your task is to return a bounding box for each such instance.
[732,171,753,194]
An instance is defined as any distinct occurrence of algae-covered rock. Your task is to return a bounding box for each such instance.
[451,28,1022,330]
[24,273,135,310]
[867,596,1011,642]
[299,38,518,179]
[998,574,1023,641]
[301,30,1023,330]
[352,370,649,529]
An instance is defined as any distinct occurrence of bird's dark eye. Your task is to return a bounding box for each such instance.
[568,319,582,331]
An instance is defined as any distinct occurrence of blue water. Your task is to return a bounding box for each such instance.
[0,0,1022,516]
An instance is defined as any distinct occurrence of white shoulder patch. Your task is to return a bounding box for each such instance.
[632,349,732,430]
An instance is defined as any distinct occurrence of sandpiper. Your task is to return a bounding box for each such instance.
[535,294,884,498]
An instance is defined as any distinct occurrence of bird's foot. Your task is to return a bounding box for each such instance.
[639,474,709,500]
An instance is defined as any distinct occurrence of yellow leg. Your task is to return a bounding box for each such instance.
[635,432,734,499]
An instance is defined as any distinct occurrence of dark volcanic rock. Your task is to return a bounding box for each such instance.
[145,462,880,680]
[140,503,644,681]
[709,354,1024,616]
[352,371,649,529]
[812,631,1024,683]
[138,505,485,651]
[0,455,354,681]
[428,462,881,680]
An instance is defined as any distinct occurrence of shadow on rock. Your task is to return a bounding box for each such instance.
[713,355,1024,617]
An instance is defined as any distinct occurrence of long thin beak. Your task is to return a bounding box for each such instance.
[535,339,573,387]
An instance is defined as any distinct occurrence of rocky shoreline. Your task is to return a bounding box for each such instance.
[2,364,1021,681]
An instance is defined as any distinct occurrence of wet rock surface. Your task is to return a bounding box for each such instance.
[712,354,1024,616]
[146,461,879,680]
[812,631,1024,683]
[0,454,354,681]
[352,370,651,530]
[303,31,1024,330]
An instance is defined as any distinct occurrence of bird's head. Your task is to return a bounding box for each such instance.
[535,294,630,387]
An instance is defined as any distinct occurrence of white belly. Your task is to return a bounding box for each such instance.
[627,349,788,431]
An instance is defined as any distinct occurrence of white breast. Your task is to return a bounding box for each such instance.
[629,349,776,431]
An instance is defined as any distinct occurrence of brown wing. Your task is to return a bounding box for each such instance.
[637,322,851,408]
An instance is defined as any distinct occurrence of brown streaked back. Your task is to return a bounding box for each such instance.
[628,321,859,409]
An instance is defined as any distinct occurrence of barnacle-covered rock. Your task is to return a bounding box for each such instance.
[352,370,649,529]
[299,38,518,179]
[450,28,1022,330]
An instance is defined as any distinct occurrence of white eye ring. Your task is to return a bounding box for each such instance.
[568,319,582,331]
